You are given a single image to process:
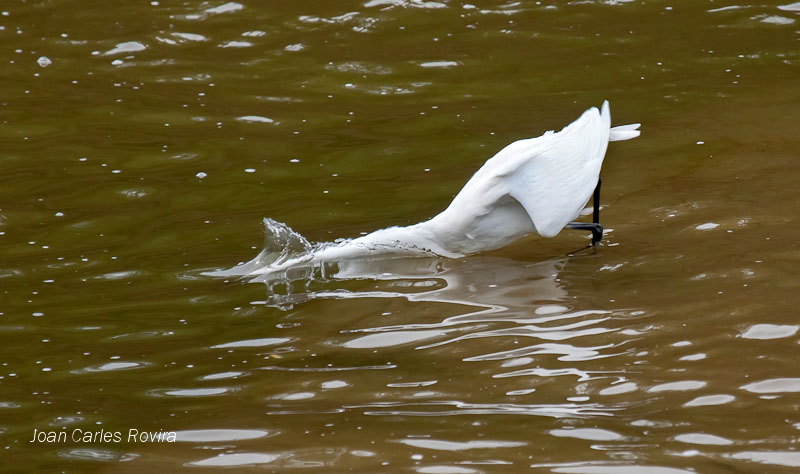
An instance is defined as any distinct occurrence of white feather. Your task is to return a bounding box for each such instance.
[610,123,641,142]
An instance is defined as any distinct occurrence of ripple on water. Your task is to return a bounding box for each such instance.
[350,401,612,418]
[212,337,290,349]
[58,448,137,462]
[188,452,281,467]
[345,83,431,96]
[630,419,673,429]
[416,467,480,474]
[548,466,696,474]
[350,450,375,457]
[683,394,736,407]
[418,60,461,68]
[535,305,568,315]
[171,32,207,42]
[270,391,315,401]
[259,363,396,373]
[117,189,148,199]
[103,41,146,56]
[674,432,733,445]
[174,429,274,442]
[549,428,624,441]
[204,2,243,14]
[678,353,706,361]
[387,380,437,388]
[599,382,637,396]
[321,380,350,389]
[740,324,798,340]
[779,2,800,11]
[48,415,83,427]
[93,270,145,280]
[71,361,147,374]
[729,451,800,468]
[178,1,243,20]
[364,0,447,8]
[325,61,392,74]
[298,12,359,25]
[506,388,537,396]
[465,342,618,363]
[109,330,174,341]
[236,115,275,124]
[343,330,447,349]
[150,387,233,397]
[500,357,534,368]
[695,222,719,230]
[395,438,527,451]
[201,371,246,380]
[741,378,800,393]
[753,14,795,25]
[648,380,706,392]
[220,40,252,48]
[495,367,597,382]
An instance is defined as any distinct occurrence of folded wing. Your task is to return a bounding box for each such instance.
[506,101,611,237]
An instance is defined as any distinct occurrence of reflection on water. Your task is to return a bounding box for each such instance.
[210,218,636,409]
[211,216,573,313]
[198,217,652,468]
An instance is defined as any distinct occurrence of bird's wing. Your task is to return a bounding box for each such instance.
[506,101,611,238]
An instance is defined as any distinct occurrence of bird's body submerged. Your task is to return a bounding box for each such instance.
[235,101,639,277]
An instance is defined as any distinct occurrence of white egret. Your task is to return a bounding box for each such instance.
[223,100,640,277]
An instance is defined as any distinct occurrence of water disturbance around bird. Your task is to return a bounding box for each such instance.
[210,102,639,309]
[207,217,445,309]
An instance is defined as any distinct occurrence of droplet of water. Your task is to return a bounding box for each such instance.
[696,222,719,231]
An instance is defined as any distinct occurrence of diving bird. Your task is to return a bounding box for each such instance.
[228,100,640,277]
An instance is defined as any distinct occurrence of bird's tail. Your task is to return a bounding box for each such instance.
[609,123,641,142]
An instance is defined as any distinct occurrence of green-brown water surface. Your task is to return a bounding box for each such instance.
[2,1,800,472]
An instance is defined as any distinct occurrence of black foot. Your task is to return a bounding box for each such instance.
[566,222,604,246]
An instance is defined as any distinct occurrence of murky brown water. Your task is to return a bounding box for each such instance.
[2,0,800,472]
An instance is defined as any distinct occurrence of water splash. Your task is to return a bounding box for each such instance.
[206,217,441,309]
[208,218,593,319]
[208,218,314,277]
[260,218,313,266]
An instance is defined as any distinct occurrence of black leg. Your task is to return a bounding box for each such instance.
[566,177,603,246]
[593,176,601,226]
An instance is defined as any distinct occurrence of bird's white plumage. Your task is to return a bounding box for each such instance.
[224,100,640,277]
[433,100,611,247]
